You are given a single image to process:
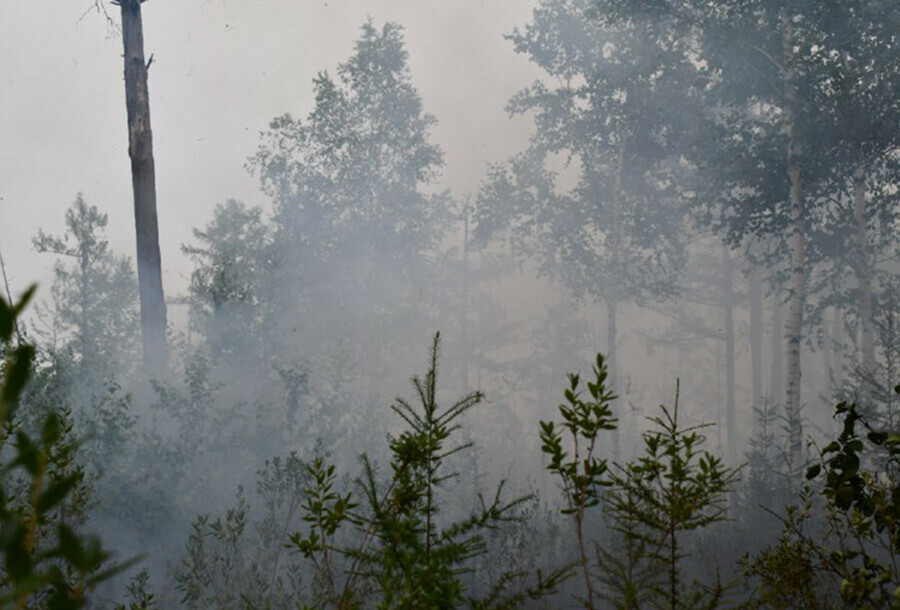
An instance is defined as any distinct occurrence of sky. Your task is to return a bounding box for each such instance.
[0,0,542,303]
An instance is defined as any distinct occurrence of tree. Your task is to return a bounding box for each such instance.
[0,287,133,609]
[541,354,739,608]
[805,1,900,379]
[118,0,167,372]
[251,20,445,269]
[476,0,692,413]
[183,200,273,360]
[33,194,139,380]
[606,0,900,476]
[249,20,450,368]
[287,334,569,608]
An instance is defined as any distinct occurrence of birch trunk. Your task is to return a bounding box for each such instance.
[749,265,764,409]
[853,165,875,375]
[770,285,784,404]
[606,296,619,461]
[607,140,626,461]
[722,244,737,464]
[782,7,805,475]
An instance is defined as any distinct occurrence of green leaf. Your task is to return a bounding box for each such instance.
[805,464,821,480]
[0,301,12,342]
[37,475,81,515]
[11,285,36,317]
[835,486,855,510]
[1,345,35,416]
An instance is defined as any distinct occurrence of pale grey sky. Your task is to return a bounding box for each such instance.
[0,0,540,301]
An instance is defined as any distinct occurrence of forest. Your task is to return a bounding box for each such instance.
[0,0,899,608]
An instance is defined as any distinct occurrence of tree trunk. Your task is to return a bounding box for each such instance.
[782,7,805,476]
[749,265,764,409]
[607,139,626,461]
[462,201,471,392]
[830,306,843,380]
[722,243,737,464]
[121,0,167,371]
[853,165,875,376]
[769,284,784,405]
[606,296,620,461]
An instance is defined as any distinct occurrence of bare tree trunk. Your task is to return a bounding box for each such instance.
[606,296,619,461]
[782,7,805,476]
[462,200,471,392]
[770,285,784,404]
[607,139,626,461]
[749,265,764,409]
[830,306,843,380]
[853,165,875,375]
[121,0,167,371]
[722,243,737,464]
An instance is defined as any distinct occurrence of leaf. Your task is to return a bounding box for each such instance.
[835,486,855,510]
[805,464,821,480]
[0,300,11,342]
[1,345,35,416]
[37,475,81,515]
[11,285,36,317]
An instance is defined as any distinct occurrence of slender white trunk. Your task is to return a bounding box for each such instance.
[722,244,737,464]
[749,265,764,409]
[770,285,784,404]
[607,296,619,461]
[607,140,626,461]
[853,165,875,375]
[782,7,805,476]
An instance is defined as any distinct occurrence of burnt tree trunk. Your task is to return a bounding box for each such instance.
[120,0,167,371]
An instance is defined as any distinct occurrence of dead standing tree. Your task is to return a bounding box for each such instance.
[113,0,167,371]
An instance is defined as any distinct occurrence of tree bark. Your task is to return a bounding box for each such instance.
[782,7,805,476]
[722,244,737,464]
[120,0,167,371]
[853,165,875,376]
[769,284,784,405]
[606,139,626,461]
[749,265,764,409]
[606,295,619,461]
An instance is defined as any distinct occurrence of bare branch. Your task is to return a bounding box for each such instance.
[79,0,119,33]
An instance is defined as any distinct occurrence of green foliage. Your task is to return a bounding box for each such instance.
[542,355,740,609]
[173,454,311,609]
[602,388,740,609]
[0,287,132,608]
[540,355,618,515]
[539,353,616,608]
[287,333,570,608]
[741,491,837,610]
[476,0,690,306]
[115,570,157,610]
[183,200,274,360]
[32,194,139,376]
[746,385,900,608]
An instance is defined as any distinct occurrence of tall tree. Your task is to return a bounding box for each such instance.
[118,0,167,371]
[183,200,273,360]
[810,2,900,385]
[604,0,899,473]
[249,20,449,366]
[33,194,140,378]
[476,0,692,402]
